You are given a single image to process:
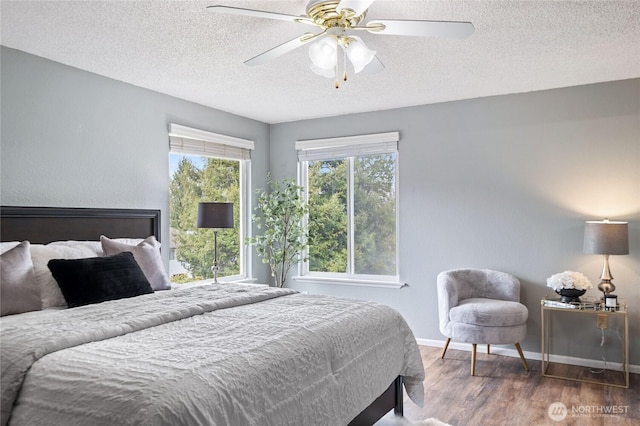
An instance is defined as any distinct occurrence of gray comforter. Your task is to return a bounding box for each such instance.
[1,284,424,425]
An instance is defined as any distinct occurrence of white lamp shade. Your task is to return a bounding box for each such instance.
[583,220,629,255]
[346,37,375,73]
[309,37,337,70]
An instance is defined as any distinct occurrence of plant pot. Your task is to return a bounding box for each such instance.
[556,288,586,303]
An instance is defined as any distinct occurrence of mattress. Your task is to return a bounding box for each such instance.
[1,283,424,425]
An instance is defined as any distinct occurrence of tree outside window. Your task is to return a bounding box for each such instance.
[169,154,241,282]
[306,152,397,277]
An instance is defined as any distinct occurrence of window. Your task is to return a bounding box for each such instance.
[168,124,253,283]
[296,132,401,288]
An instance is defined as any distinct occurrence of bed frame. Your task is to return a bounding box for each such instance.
[0,206,160,243]
[349,376,404,425]
[0,205,404,425]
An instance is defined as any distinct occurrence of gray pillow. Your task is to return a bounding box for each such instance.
[0,241,41,316]
[100,235,171,291]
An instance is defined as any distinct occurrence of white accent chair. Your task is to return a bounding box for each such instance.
[437,268,530,376]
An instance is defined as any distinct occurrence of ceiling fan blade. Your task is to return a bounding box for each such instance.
[366,19,475,38]
[336,0,376,16]
[244,34,318,66]
[207,5,315,26]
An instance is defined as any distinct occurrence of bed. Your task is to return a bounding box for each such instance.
[0,206,425,426]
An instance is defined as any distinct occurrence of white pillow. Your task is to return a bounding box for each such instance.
[30,244,99,309]
[100,235,170,291]
[47,240,103,256]
[48,239,144,257]
[1,241,21,255]
[0,241,41,316]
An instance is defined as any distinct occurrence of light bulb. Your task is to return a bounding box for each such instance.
[309,37,337,70]
[346,37,375,73]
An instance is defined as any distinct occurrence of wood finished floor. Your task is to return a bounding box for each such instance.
[398,345,639,426]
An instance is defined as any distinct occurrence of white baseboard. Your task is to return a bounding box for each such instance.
[417,338,640,375]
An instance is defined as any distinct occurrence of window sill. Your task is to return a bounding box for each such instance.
[292,275,406,289]
[224,276,257,284]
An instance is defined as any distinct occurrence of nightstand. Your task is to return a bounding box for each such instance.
[540,298,629,388]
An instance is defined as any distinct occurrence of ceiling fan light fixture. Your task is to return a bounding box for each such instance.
[309,37,337,70]
[210,1,473,87]
[346,37,375,73]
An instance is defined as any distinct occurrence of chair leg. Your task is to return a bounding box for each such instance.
[515,343,530,371]
[487,344,490,354]
[471,343,477,376]
[441,338,451,359]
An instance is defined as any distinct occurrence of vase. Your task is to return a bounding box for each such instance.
[556,288,586,303]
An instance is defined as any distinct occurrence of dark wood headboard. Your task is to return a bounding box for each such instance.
[0,206,161,244]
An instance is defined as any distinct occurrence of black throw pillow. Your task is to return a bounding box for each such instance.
[48,252,154,308]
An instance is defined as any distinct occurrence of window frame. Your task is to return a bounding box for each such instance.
[295,132,403,289]
[168,123,254,282]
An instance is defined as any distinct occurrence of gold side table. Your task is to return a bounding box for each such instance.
[541,298,629,388]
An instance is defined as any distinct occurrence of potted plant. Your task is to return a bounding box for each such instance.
[247,174,308,287]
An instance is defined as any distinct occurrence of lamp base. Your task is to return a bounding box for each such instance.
[597,279,615,304]
[212,229,219,283]
[597,279,615,295]
[211,264,219,284]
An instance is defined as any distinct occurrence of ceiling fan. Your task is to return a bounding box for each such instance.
[208,0,474,88]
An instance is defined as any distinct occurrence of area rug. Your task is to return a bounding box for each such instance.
[374,414,451,426]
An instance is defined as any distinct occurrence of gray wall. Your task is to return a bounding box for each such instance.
[270,79,640,364]
[0,46,272,284]
[2,46,638,365]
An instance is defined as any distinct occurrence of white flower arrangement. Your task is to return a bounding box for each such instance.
[546,271,593,292]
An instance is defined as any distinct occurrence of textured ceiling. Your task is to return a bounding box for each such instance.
[1,1,639,124]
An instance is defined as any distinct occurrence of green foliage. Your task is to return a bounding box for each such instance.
[307,153,397,276]
[308,159,348,272]
[247,174,309,287]
[170,273,203,284]
[353,154,396,275]
[169,155,240,281]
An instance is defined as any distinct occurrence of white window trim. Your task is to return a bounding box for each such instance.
[296,131,401,289]
[169,123,254,150]
[295,131,398,151]
[293,275,406,289]
[168,123,253,282]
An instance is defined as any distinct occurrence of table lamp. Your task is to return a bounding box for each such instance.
[583,219,629,298]
[197,202,234,283]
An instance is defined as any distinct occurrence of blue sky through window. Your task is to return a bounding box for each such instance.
[169,154,207,177]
